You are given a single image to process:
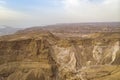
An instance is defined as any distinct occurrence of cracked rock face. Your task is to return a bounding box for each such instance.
[0,29,120,80]
[52,39,120,80]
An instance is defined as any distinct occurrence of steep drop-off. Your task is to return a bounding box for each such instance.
[0,30,120,80]
[0,32,58,80]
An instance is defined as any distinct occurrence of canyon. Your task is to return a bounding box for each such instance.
[0,23,120,80]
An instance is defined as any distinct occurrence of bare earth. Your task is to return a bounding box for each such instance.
[0,22,120,80]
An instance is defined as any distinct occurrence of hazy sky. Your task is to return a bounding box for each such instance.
[0,0,120,28]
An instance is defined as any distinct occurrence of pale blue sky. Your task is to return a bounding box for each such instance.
[0,0,120,28]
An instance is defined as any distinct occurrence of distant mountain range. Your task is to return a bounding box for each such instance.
[17,22,120,38]
[18,22,120,33]
[0,22,120,80]
[0,25,22,36]
[1,22,120,36]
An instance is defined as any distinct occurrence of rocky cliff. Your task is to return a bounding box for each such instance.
[0,32,58,80]
[0,28,120,80]
[52,33,120,80]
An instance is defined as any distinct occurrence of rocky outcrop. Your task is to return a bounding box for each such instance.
[0,31,120,80]
[51,38,120,79]
[0,34,58,80]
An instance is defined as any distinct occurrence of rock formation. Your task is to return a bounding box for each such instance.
[0,23,120,80]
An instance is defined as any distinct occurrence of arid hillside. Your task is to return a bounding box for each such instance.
[17,22,120,38]
[0,23,120,80]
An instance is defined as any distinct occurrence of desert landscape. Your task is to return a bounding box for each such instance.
[0,0,120,79]
[0,22,120,80]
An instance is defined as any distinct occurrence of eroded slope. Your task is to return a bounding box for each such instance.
[0,31,120,80]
